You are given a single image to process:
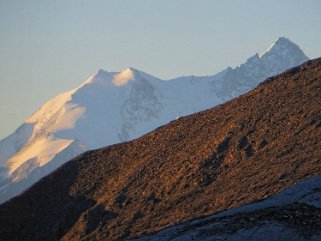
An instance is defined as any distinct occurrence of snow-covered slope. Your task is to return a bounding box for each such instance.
[132,174,321,241]
[0,37,308,203]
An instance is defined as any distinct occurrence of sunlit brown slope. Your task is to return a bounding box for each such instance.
[0,58,320,241]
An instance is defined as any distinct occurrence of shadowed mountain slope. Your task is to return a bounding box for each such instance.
[0,58,320,241]
[132,174,321,241]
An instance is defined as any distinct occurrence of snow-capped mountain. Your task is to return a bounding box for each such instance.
[0,37,308,203]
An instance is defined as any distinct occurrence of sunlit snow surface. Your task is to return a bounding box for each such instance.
[0,37,308,203]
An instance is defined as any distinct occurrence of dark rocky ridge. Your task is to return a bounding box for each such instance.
[133,202,321,240]
[0,58,320,241]
[131,173,321,240]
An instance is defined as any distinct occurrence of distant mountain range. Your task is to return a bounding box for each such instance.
[0,37,308,203]
[0,56,320,241]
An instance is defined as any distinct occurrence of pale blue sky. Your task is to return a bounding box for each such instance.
[0,0,321,139]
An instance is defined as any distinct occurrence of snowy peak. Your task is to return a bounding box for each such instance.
[260,37,308,60]
[214,37,309,102]
[267,37,299,51]
[113,67,161,84]
[83,68,135,87]
[94,69,109,79]
[85,67,157,88]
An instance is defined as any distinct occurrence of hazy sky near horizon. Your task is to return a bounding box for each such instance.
[0,0,321,139]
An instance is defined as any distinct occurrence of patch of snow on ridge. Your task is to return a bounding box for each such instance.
[52,103,86,132]
[26,90,75,130]
[6,136,73,178]
[112,68,134,86]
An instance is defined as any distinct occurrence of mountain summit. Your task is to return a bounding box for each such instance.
[260,37,307,59]
[0,38,308,203]
[215,37,308,101]
[0,57,320,241]
[259,37,309,74]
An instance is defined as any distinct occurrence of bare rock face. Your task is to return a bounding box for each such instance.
[0,58,320,241]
